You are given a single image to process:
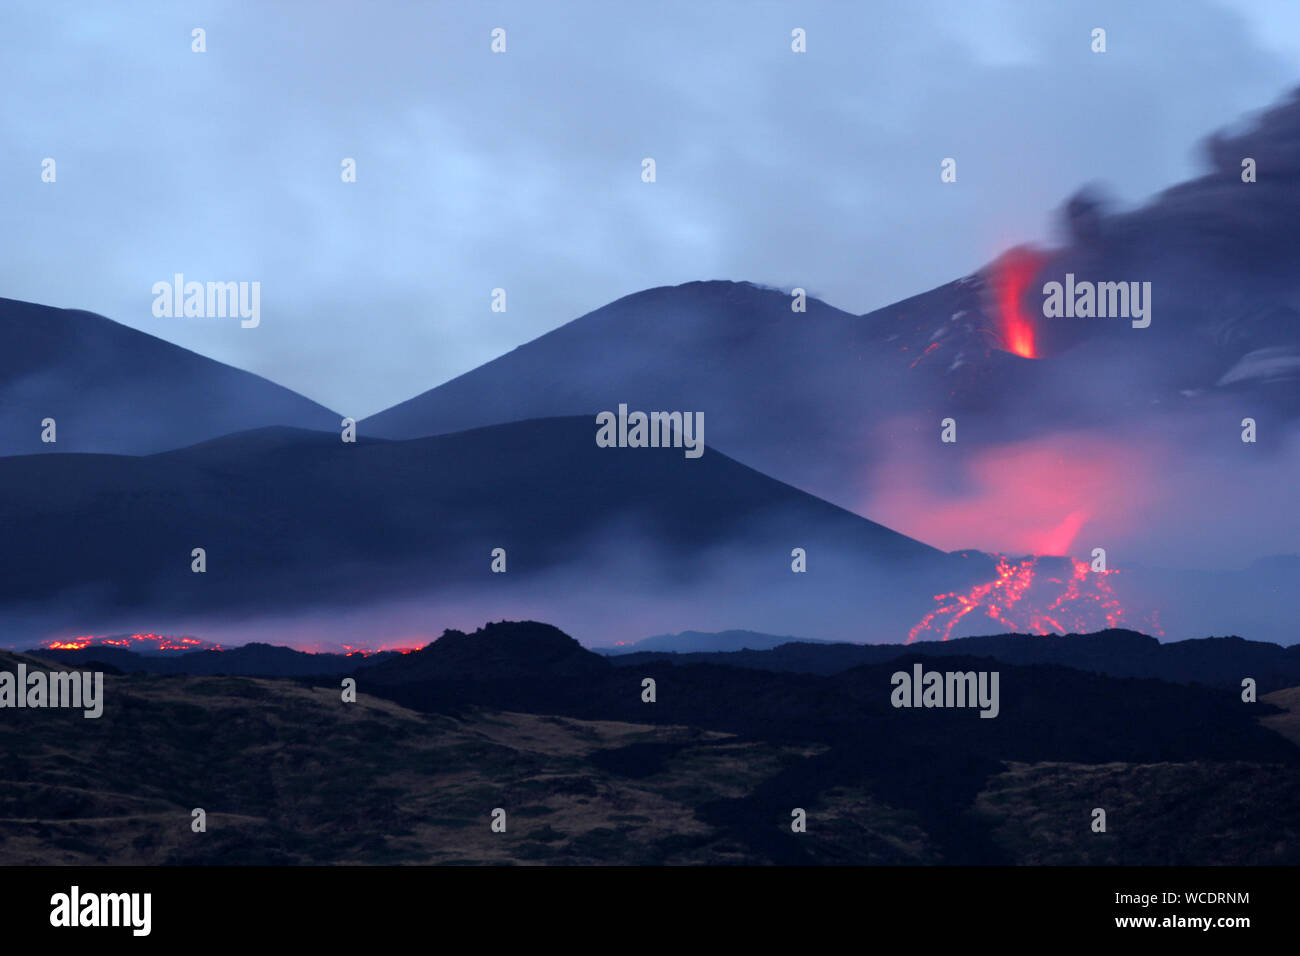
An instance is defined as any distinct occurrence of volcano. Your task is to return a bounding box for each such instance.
[355,88,1300,578]
[4,91,1300,647]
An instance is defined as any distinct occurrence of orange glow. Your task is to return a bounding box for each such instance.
[861,430,1154,558]
[37,633,421,656]
[988,246,1047,359]
[1039,510,1089,557]
[339,643,419,656]
[46,639,92,651]
[331,642,421,656]
[909,342,941,369]
[37,633,222,653]
[907,554,1160,643]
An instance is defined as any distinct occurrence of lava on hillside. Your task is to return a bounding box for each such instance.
[38,633,219,654]
[907,554,1161,643]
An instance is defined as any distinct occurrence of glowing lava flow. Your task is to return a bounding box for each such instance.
[907,555,1158,643]
[987,247,1047,359]
[40,634,218,653]
[337,643,420,656]
[35,635,421,656]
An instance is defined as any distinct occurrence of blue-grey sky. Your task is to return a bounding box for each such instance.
[3,0,1299,419]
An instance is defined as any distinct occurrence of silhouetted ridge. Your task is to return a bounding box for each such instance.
[33,641,399,677]
[605,628,840,655]
[365,621,610,683]
[609,627,1300,691]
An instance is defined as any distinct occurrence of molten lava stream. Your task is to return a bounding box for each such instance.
[907,554,1149,643]
[987,247,1048,360]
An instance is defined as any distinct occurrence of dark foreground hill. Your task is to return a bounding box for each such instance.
[360,621,608,682]
[355,622,1300,864]
[0,298,339,455]
[609,628,1300,692]
[6,620,1300,865]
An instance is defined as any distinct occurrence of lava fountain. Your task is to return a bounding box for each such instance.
[985,246,1049,359]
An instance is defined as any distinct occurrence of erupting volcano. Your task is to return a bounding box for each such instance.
[907,554,1160,643]
[986,246,1048,359]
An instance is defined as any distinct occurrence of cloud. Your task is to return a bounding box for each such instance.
[0,0,1296,417]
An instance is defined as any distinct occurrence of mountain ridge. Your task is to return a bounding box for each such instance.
[0,297,340,455]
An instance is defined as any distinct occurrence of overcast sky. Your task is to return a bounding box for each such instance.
[3,0,1300,418]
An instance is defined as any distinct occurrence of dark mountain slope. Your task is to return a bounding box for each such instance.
[0,298,339,455]
[611,628,1300,691]
[0,418,984,643]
